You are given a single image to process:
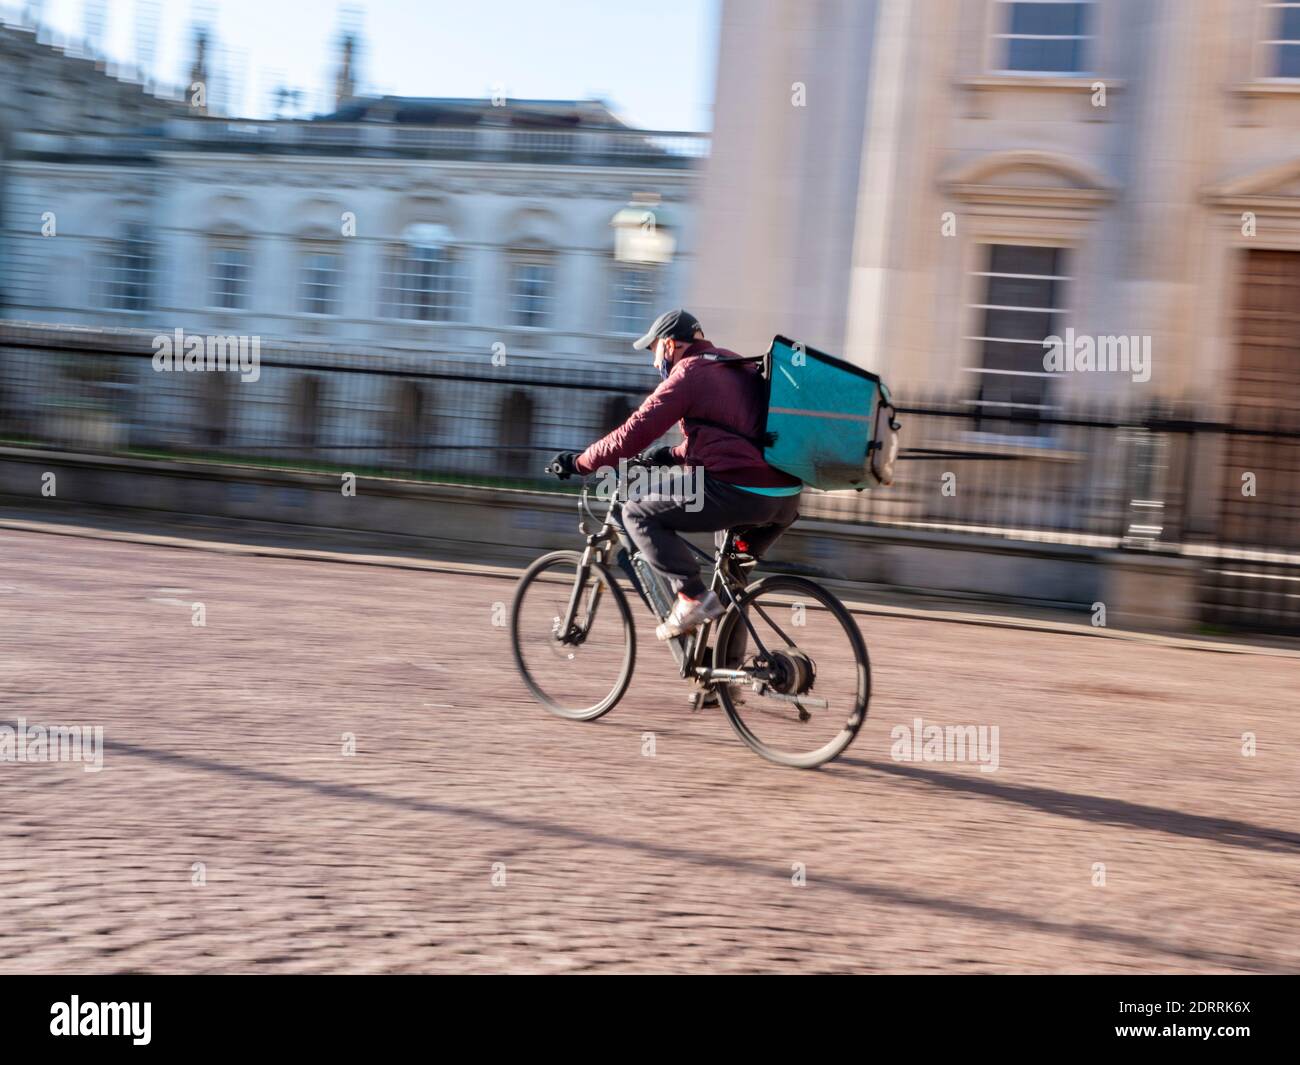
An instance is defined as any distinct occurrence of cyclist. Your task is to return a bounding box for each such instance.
[550,309,802,640]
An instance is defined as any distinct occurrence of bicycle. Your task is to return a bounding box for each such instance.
[508,458,871,768]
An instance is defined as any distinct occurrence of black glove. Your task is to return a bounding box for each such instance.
[639,445,679,468]
[548,452,579,480]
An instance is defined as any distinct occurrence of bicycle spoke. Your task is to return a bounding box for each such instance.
[714,575,870,768]
[510,551,635,721]
[747,598,798,648]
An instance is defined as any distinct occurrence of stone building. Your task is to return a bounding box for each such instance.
[2,102,699,368]
[0,20,186,137]
[692,0,1300,423]
[691,0,1300,580]
[0,23,704,482]
[0,25,703,368]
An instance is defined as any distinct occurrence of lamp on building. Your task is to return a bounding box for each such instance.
[611,194,675,265]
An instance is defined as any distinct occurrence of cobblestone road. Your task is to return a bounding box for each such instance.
[1,528,1297,973]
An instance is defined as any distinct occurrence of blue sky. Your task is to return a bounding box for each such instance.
[4,0,721,130]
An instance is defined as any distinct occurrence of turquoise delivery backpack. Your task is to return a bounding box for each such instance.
[759,335,900,491]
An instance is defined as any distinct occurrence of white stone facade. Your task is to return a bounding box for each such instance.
[0,24,703,372]
[2,117,700,371]
[691,0,1300,407]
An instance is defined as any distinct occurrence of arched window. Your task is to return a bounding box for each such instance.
[608,196,671,333]
[299,246,343,315]
[381,223,467,322]
[609,263,658,334]
[509,253,555,329]
[209,242,252,310]
[98,224,153,310]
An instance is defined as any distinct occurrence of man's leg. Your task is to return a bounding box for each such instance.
[733,493,800,560]
[621,489,725,640]
[621,476,795,598]
[619,492,718,599]
[714,494,801,669]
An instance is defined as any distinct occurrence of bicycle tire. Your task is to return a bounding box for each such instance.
[510,550,636,721]
[713,574,870,768]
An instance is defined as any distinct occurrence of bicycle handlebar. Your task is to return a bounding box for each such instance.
[544,456,649,478]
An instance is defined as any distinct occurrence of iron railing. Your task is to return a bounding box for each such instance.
[3,329,1299,631]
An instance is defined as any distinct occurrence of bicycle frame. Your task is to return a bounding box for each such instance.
[553,470,781,691]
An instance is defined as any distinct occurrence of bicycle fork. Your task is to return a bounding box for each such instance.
[555,537,608,645]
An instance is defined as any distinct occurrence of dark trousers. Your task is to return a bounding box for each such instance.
[619,474,800,599]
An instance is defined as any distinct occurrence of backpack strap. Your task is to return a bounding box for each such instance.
[681,350,775,449]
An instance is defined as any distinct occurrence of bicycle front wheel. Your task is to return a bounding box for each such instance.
[713,575,870,768]
[510,550,636,721]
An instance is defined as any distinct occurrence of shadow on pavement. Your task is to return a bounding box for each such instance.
[42,726,1286,974]
[836,756,1300,857]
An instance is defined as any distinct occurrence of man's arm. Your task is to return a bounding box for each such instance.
[574,372,691,474]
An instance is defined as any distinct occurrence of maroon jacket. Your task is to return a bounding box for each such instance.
[575,341,802,489]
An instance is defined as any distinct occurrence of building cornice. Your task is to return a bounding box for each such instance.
[1207,156,1300,201]
[945,184,1114,211]
[941,149,1114,193]
[1204,193,1300,218]
[941,150,1116,213]
[958,75,1126,94]
[150,152,697,181]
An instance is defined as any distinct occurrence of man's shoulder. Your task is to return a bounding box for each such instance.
[696,345,746,362]
[681,347,752,373]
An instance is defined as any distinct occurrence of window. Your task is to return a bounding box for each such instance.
[299,249,342,315]
[1266,3,1300,77]
[510,257,554,329]
[386,379,430,459]
[289,374,324,448]
[609,264,658,335]
[600,394,637,434]
[967,244,1068,434]
[381,243,467,322]
[499,389,536,477]
[993,1,1092,74]
[510,131,577,157]
[210,245,251,310]
[99,226,153,311]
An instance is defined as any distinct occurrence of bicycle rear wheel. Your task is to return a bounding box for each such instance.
[510,550,636,721]
[713,575,869,768]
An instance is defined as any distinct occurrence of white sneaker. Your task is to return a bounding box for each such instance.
[655,590,724,640]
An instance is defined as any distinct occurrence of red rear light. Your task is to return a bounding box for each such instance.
[734,538,749,553]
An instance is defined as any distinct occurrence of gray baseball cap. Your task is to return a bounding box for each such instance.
[632,308,702,351]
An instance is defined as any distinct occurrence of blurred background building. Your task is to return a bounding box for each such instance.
[0,19,185,133]
[1,1,1298,634]
[0,22,701,364]
[692,0,1300,577]
[0,12,702,488]
[696,0,1300,412]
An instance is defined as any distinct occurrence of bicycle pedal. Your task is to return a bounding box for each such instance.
[687,689,718,712]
